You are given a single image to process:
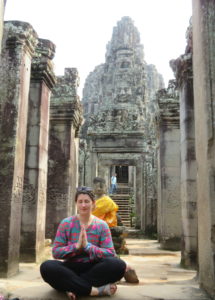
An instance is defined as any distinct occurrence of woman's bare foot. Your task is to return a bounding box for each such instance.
[109,283,117,295]
[92,283,117,296]
[66,291,76,300]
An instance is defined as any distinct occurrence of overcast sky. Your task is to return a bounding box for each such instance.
[4,0,192,95]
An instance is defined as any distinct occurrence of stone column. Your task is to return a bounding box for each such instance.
[98,162,109,186]
[70,135,80,214]
[88,140,98,186]
[171,30,198,268]
[20,39,56,262]
[192,0,215,297]
[156,81,181,250]
[128,166,133,186]
[144,155,157,235]
[0,0,5,53]
[136,159,144,229]
[0,21,37,277]
[46,68,82,240]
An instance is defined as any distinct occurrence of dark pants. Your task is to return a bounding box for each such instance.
[40,257,126,296]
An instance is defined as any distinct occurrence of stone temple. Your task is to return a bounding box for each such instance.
[0,2,215,299]
[80,16,163,230]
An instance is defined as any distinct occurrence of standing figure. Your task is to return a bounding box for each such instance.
[40,187,126,300]
[110,173,117,194]
[92,177,118,227]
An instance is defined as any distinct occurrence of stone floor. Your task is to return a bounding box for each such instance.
[0,238,211,300]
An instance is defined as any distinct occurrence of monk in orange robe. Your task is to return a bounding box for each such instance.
[92,177,118,227]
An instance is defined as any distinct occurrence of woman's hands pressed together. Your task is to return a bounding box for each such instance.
[77,225,88,249]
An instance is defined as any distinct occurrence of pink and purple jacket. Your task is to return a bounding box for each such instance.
[52,215,116,263]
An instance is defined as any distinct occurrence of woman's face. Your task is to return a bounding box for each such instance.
[76,193,94,215]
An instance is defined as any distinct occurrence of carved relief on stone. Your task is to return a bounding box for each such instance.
[113,84,132,103]
[82,16,162,145]
[87,107,145,133]
[115,49,134,70]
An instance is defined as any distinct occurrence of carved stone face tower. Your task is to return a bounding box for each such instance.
[81,17,162,229]
[83,16,146,135]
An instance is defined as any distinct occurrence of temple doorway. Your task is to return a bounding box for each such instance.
[115,165,128,183]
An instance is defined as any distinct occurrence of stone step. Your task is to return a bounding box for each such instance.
[120,218,131,224]
[118,214,131,221]
[118,211,130,215]
[112,200,130,204]
[115,201,131,206]
[117,204,131,208]
[117,206,131,211]
[118,209,131,213]
[115,188,132,194]
[119,218,130,224]
[111,194,130,198]
[118,211,130,216]
[114,199,130,203]
[113,195,132,227]
[114,198,130,202]
[120,220,131,226]
[118,209,130,213]
[118,209,131,214]
[117,204,131,209]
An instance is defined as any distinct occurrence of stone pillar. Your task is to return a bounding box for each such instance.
[136,160,144,229]
[71,134,80,214]
[46,68,82,240]
[156,81,182,250]
[98,162,109,186]
[144,155,157,236]
[0,21,37,277]
[20,39,56,262]
[0,0,5,53]
[88,143,98,186]
[128,166,133,186]
[171,28,198,268]
[192,0,215,297]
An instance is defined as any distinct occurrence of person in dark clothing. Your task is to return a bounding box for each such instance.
[40,187,126,300]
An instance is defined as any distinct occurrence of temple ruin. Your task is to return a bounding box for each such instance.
[0,1,215,299]
[80,16,163,231]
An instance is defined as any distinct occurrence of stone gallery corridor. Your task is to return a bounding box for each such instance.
[0,1,215,299]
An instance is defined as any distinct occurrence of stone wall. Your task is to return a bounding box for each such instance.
[192,0,215,297]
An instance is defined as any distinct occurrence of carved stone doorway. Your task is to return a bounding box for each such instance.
[115,165,128,183]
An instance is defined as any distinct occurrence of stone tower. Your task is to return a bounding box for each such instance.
[81,17,163,229]
[83,16,146,130]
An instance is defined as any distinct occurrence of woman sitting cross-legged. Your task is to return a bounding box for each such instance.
[40,187,126,300]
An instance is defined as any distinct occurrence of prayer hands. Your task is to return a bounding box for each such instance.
[77,225,88,249]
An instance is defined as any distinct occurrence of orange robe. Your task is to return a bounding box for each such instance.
[92,195,118,227]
